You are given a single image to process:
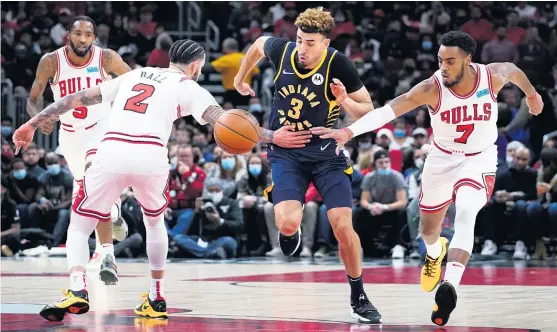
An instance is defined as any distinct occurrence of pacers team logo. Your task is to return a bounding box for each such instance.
[312,73,324,86]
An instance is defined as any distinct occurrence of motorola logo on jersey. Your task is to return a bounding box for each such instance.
[311,73,324,86]
[439,103,492,125]
[59,77,103,98]
[276,84,322,131]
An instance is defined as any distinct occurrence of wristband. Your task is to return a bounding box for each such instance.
[342,127,354,140]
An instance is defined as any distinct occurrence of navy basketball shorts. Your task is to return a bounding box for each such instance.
[265,153,353,210]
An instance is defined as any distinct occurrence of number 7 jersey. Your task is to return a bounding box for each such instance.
[429,63,499,154]
[98,67,219,148]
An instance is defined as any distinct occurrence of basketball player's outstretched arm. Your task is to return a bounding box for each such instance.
[310,78,438,152]
[488,62,544,115]
[102,49,132,77]
[201,105,274,144]
[233,36,271,96]
[27,53,57,134]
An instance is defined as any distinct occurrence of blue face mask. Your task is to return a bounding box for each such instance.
[221,158,236,171]
[1,126,12,136]
[13,169,27,180]
[47,164,61,176]
[170,163,177,171]
[249,164,262,177]
[376,168,392,176]
[422,40,433,50]
[393,129,406,138]
[249,104,262,113]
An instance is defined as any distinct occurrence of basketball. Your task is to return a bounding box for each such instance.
[214,109,260,154]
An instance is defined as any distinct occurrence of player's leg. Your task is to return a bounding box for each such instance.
[315,159,381,324]
[39,167,123,322]
[131,174,170,319]
[267,156,311,256]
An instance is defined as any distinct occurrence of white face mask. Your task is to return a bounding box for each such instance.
[506,155,513,165]
[207,191,223,205]
[415,158,424,168]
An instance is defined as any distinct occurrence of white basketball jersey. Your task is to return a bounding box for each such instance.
[98,67,218,147]
[50,45,110,129]
[430,63,498,154]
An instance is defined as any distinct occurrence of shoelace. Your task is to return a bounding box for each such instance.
[422,256,438,278]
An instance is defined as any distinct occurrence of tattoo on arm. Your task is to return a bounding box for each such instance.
[103,49,131,78]
[28,88,103,129]
[201,105,274,143]
[27,53,57,117]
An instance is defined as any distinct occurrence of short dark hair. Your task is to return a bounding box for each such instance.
[168,39,205,65]
[68,16,97,35]
[439,31,476,56]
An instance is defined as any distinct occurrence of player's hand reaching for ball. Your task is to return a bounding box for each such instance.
[272,125,312,149]
[310,127,353,155]
[526,92,544,115]
[12,123,36,155]
[234,79,255,97]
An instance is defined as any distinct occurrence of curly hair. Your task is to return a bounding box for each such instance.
[295,7,335,37]
[439,31,477,56]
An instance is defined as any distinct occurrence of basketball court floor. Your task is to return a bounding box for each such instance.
[1,256,556,331]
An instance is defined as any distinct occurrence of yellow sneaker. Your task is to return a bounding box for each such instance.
[134,293,168,319]
[39,289,89,322]
[420,237,449,292]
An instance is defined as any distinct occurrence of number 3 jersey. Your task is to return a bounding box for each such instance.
[50,45,111,129]
[430,63,499,154]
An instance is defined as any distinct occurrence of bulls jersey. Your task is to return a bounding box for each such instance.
[50,45,111,129]
[430,63,498,154]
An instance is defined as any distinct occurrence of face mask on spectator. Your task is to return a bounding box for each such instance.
[422,40,433,50]
[249,164,262,176]
[506,155,513,165]
[376,168,391,175]
[207,191,223,205]
[13,169,27,180]
[249,104,262,113]
[170,162,177,171]
[359,141,372,150]
[1,126,12,136]
[47,164,61,175]
[415,158,424,168]
[393,129,406,138]
[221,158,236,171]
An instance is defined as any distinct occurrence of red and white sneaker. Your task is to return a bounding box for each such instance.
[87,252,102,270]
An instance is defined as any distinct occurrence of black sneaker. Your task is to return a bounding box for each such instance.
[431,281,457,326]
[351,293,382,324]
[278,228,301,256]
[99,254,118,285]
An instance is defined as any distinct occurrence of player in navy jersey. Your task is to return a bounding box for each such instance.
[233,7,381,324]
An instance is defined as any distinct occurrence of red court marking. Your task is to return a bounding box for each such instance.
[194,267,557,286]
[0,312,536,331]
[0,273,140,278]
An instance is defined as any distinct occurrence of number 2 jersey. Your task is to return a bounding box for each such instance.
[430,63,499,154]
[93,67,219,175]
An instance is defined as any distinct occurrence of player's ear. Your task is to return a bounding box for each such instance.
[323,37,330,48]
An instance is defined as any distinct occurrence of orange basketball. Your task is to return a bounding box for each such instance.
[214,109,260,155]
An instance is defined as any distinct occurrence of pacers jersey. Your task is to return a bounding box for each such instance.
[50,45,111,129]
[269,42,342,161]
[430,63,499,154]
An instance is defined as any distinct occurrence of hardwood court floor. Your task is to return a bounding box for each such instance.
[1,256,556,331]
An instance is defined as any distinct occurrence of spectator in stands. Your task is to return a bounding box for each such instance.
[206,152,246,199]
[171,177,243,259]
[50,8,72,46]
[6,158,37,228]
[122,20,151,63]
[147,32,172,68]
[95,24,110,49]
[518,26,551,84]
[138,7,157,40]
[27,152,72,248]
[236,154,273,256]
[408,144,430,201]
[482,25,520,64]
[166,145,206,237]
[506,10,527,46]
[480,147,540,259]
[207,38,260,107]
[462,5,494,43]
[175,128,190,145]
[21,143,45,178]
[273,2,297,40]
[412,127,429,149]
[355,150,408,258]
[390,118,414,150]
[375,128,393,152]
[248,97,264,125]
[1,116,13,142]
[1,176,20,257]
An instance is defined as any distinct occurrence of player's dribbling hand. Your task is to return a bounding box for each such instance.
[310,127,353,155]
[12,123,36,155]
[273,125,312,149]
[526,92,544,115]
[330,78,347,104]
[234,80,255,97]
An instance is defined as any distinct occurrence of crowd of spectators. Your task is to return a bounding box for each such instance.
[2,2,557,261]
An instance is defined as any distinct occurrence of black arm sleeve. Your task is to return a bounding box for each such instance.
[263,37,289,68]
[330,52,364,94]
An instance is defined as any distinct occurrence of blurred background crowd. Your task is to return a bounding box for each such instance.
[2,1,557,261]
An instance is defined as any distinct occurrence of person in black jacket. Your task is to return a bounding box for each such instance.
[171,177,243,259]
[479,147,542,259]
[1,176,20,256]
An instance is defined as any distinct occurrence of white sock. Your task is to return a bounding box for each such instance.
[444,262,465,288]
[149,278,164,301]
[425,238,442,259]
[94,230,102,253]
[100,243,114,257]
[69,271,86,291]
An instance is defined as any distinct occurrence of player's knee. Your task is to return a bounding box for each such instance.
[275,205,302,235]
[329,208,354,246]
[419,212,444,237]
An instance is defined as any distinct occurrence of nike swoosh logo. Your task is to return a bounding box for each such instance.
[320,142,331,151]
[143,304,149,310]
[282,70,294,75]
